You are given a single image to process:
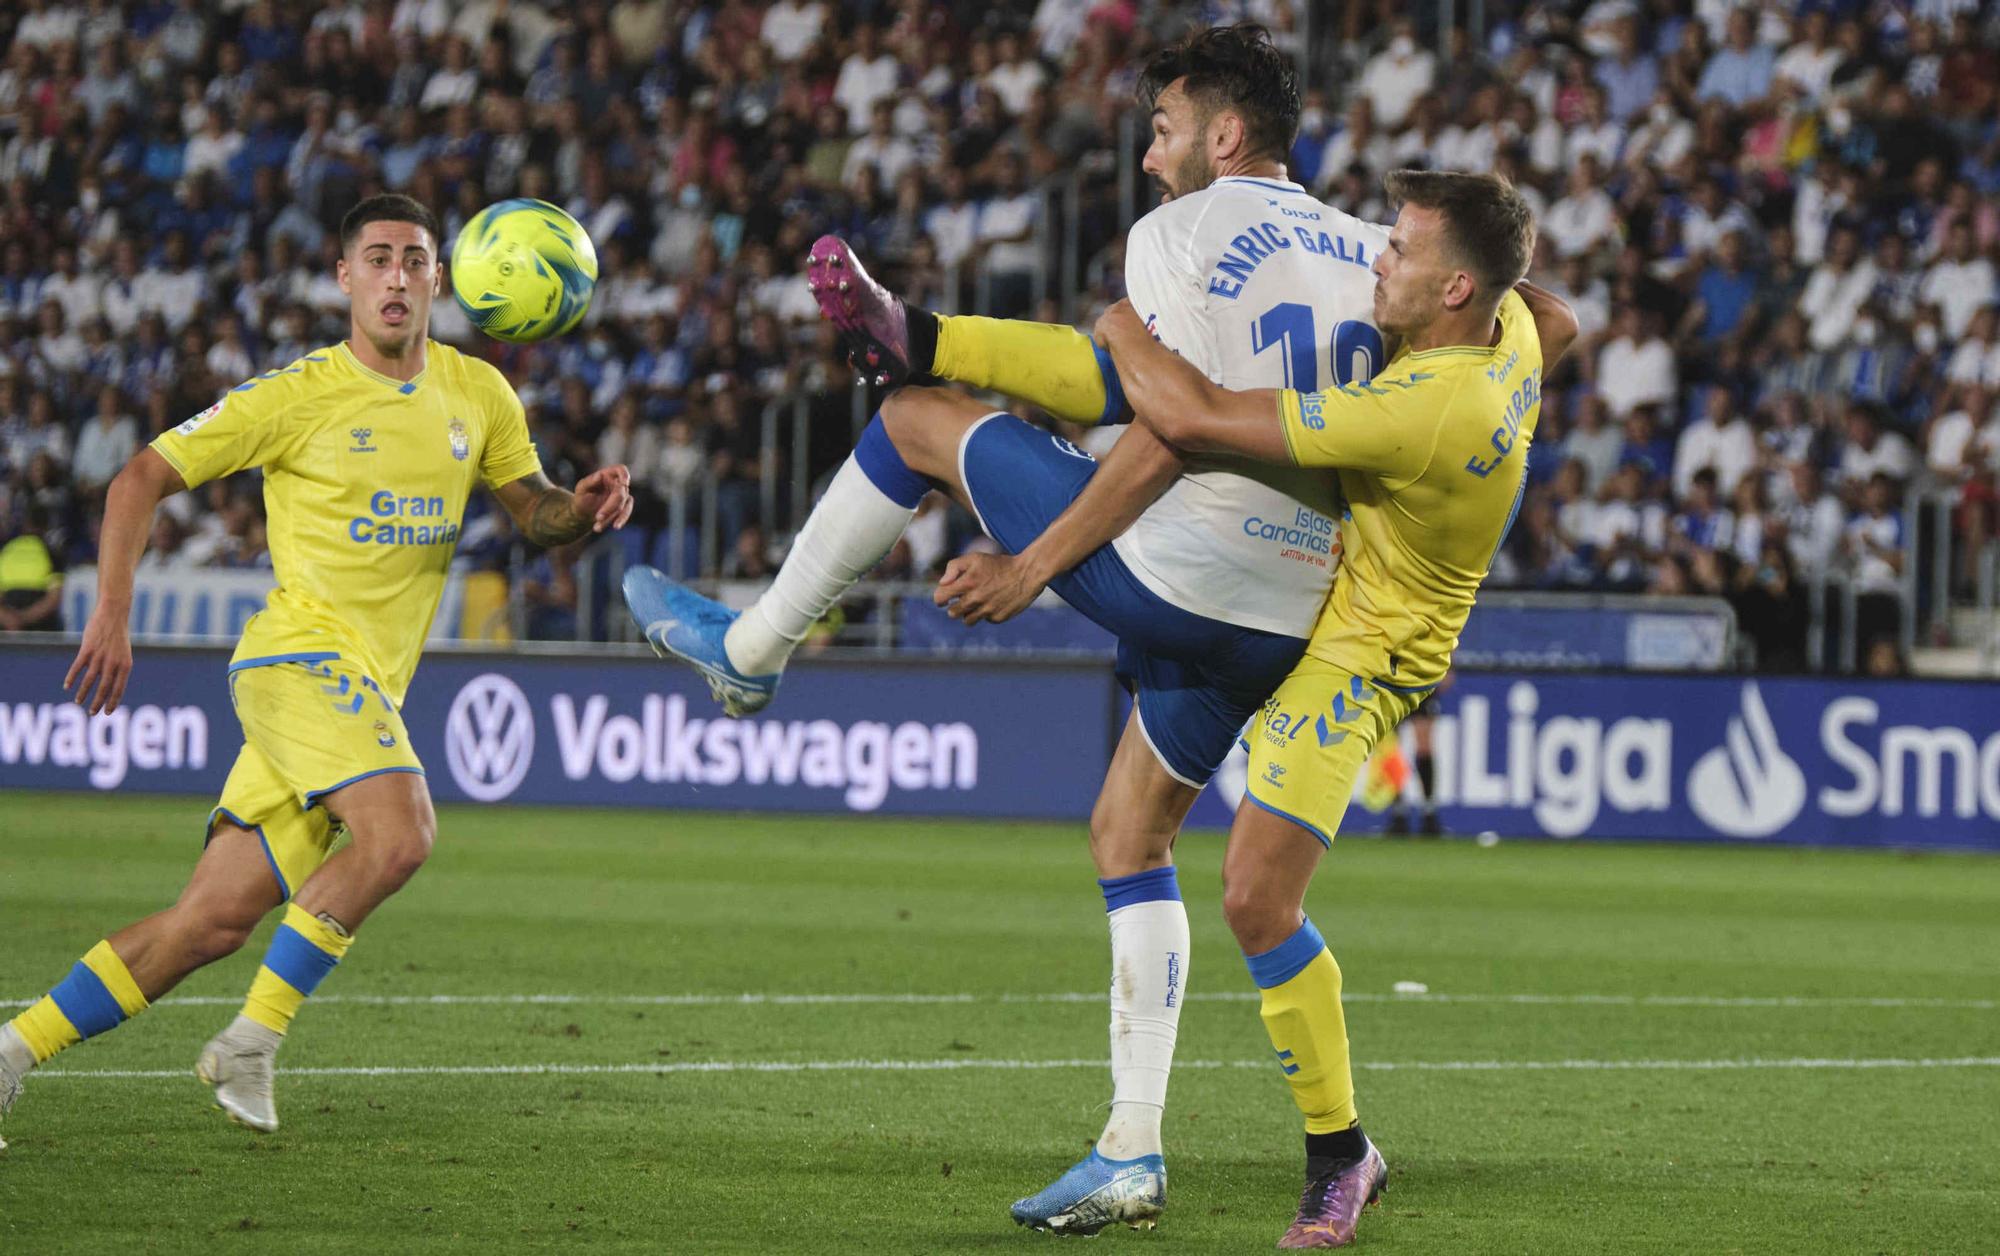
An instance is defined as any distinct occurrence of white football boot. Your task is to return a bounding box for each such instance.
[0,1022,32,1151]
[196,1015,284,1132]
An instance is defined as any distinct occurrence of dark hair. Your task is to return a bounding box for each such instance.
[1382,169,1536,300]
[1138,24,1300,163]
[339,194,442,254]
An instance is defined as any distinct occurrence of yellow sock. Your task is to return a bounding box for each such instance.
[242,904,354,1036]
[1247,918,1358,1133]
[933,315,1121,425]
[11,940,150,1063]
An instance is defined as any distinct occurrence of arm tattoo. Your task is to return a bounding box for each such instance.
[523,485,591,547]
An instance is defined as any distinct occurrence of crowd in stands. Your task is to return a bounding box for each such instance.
[0,0,1995,667]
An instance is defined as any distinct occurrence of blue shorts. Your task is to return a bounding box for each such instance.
[960,413,1305,786]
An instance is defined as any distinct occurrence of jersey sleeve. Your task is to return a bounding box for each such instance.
[1122,206,1221,378]
[1278,364,1451,479]
[478,369,543,489]
[149,380,304,489]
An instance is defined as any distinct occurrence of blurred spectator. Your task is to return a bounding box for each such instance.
[0,503,63,632]
[72,385,138,494]
[1358,21,1434,129]
[1845,472,1906,647]
[1562,395,1624,496]
[1800,227,1877,351]
[1697,9,1775,107]
[1783,461,1846,582]
[1922,220,1997,341]
[760,0,826,64]
[1597,307,1677,419]
[976,150,1039,318]
[834,24,898,135]
[1836,405,1916,495]
[1544,156,1617,260]
[1669,468,1733,555]
[1674,387,1757,501]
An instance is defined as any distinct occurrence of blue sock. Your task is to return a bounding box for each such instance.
[853,415,929,508]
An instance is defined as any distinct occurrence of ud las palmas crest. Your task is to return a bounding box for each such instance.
[447,416,470,461]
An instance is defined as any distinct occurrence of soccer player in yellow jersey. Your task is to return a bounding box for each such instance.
[0,195,632,1144]
[1082,169,1575,1247]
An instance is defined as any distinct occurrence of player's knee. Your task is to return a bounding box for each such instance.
[357,817,434,891]
[1219,882,1290,954]
[379,827,434,888]
[878,386,968,473]
[1087,809,1174,877]
[877,391,930,462]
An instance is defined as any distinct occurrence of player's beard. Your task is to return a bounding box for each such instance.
[1156,149,1215,203]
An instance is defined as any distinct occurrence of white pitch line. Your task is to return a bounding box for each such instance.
[2,990,1993,1010]
[31,1055,2000,1081]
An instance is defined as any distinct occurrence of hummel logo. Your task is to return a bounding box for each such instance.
[350,426,377,453]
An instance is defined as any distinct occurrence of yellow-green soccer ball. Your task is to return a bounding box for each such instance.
[450,199,598,342]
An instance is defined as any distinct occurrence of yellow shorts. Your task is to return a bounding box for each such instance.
[1241,659,1425,847]
[210,656,424,899]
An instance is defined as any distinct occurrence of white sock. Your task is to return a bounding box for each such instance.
[1096,898,1189,1160]
[0,1022,37,1076]
[723,456,916,676]
[224,1013,283,1052]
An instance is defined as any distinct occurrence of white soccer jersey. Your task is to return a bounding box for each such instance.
[1114,175,1390,638]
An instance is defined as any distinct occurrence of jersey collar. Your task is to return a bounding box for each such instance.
[338,340,430,396]
[1213,175,1309,196]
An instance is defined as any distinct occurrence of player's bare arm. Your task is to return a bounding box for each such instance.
[1093,298,1291,462]
[936,423,1183,625]
[1513,280,1580,367]
[491,465,636,547]
[64,447,187,716]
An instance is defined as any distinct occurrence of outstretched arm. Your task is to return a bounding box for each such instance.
[1096,298,1444,476]
[490,465,635,547]
[1092,299,1291,461]
[936,421,1182,624]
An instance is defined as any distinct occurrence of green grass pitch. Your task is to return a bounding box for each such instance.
[1,791,1996,1254]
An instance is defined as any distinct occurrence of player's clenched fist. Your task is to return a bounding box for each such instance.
[572,463,635,532]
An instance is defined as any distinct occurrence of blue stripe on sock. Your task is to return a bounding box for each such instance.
[48,961,126,1038]
[1099,864,1181,912]
[262,924,342,996]
[1244,918,1328,989]
[1093,343,1128,425]
[853,415,930,508]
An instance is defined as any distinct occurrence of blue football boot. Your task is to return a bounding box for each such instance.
[1010,1148,1168,1235]
[621,566,780,717]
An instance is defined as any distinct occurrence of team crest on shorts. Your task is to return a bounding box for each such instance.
[447,416,469,461]
[373,720,397,748]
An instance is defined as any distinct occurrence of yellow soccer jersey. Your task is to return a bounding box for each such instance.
[1276,288,1542,691]
[152,340,542,705]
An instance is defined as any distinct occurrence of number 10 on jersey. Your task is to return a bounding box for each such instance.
[1251,303,1385,391]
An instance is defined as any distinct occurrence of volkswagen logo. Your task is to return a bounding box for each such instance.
[444,673,535,802]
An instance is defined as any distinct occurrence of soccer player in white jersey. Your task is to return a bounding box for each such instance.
[621,26,1373,1233]
[626,25,1565,1235]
